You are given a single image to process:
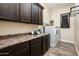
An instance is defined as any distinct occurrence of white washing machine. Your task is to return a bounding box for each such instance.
[45,26,60,47]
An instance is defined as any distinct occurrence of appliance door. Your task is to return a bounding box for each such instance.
[45,26,60,47]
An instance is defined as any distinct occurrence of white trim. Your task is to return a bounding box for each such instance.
[74,42,79,56]
[60,39,74,44]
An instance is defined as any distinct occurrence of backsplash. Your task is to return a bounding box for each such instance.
[0,20,42,36]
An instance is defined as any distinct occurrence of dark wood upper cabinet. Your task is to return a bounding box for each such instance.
[39,6,43,25]
[32,3,44,25]
[31,3,39,24]
[20,3,31,23]
[0,3,44,25]
[0,3,19,21]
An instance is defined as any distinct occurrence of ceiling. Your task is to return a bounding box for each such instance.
[43,3,75,11]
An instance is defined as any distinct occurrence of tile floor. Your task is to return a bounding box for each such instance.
[44,41,77,56]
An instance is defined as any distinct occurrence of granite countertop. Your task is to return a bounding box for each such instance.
[0,33,49,49]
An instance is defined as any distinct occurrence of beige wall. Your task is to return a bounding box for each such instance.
[51,5,75,43]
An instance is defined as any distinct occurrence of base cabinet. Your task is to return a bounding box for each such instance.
[46,35,50,50]
[42,36,47,54]
[10,47,29,56]
[30,38,42,56]
[30,44,42,56]
[30,34,50,56]
[42,34,50,54]
[0,34,50,56]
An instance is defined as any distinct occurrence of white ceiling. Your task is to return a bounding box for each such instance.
[43,3,75,11]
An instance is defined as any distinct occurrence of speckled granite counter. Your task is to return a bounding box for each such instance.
[0,33,49,49]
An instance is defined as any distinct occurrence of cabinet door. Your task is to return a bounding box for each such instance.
[46,35,50,50]
[30,44,42,56]
[42,36,47,54]
[11,47,29,56]
[31,3,39,24]
[20,3,31,23]
[0,41,29,56]
[39,7,43,25]
[0,3,19,21]
[30,37,42,56]
[42,34,50,54]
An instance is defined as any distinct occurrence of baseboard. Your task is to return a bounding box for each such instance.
[74,43,79,56]
[60,40,74,44]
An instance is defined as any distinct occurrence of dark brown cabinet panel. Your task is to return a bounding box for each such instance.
[20,3,31,23]
[32,3,44,25]
[30,37,42,56]
[39,6,43,25]
[30,44,42,56]
[0,3,44,25]
[31,3,39,24]
[46,35,50,50]
[42,36,47,53]
[42,34,50,54]
[11,47,29,56]
[0,41,29,56]
[0,3,19,21]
